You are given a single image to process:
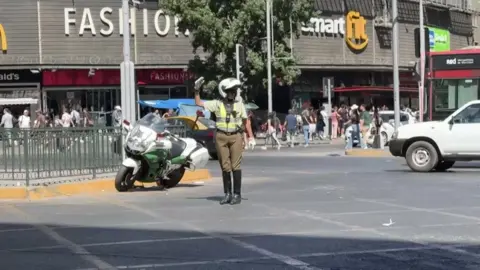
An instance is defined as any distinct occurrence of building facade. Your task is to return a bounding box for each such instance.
[0,0,476,117]
[287,0,475,111]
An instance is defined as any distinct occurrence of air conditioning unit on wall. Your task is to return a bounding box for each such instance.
[374,16,392,28]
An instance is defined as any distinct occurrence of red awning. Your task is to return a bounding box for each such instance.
[332,86,418,93]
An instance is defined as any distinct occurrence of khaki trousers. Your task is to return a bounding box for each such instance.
[215,132,243,172]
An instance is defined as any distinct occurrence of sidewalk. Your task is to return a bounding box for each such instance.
[257,134,344,147]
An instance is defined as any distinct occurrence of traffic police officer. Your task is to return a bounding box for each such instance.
[195,77,255,205]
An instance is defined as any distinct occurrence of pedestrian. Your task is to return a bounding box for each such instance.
[284,109,297,147]
[18,110,31,129]
[301,106,310,147]
[195,77,255,205]
[359,104,372,148]
[331,106,339,139]
[70,105,81,127]
[112,106,122,127]
[1,108,14,146]
[262,111,281,150]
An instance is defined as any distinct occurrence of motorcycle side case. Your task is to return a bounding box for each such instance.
[188,147,210,170]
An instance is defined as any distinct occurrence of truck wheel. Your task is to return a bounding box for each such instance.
[435,161,455,172]
[405,141,439,172]
[164,168,186,188]
[115,166,134,192]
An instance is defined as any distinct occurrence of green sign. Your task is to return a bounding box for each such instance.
[428,27,450,52]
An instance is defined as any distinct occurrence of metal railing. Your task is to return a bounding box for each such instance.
[0,125,187,186]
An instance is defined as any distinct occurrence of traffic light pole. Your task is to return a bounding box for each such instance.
[392,0,401,130]
[266,0,273,113]
[419,0,425,122]
[236,44,242,81]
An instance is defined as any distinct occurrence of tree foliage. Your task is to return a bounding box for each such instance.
[163,0,315,99]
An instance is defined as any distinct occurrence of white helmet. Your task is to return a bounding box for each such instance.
[218,78,242,99]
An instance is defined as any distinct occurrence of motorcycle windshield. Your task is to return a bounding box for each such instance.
[136,113,169,133]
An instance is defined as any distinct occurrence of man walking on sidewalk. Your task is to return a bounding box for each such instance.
[284,109,297,147]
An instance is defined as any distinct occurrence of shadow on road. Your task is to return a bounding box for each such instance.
[129,183,204,192]
[1,222,479,269]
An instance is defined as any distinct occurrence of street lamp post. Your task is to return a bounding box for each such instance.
[266,0,273,113]
[392,0,401,130]
[121,0,136,125]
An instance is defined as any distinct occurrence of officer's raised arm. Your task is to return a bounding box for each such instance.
[194,77,205,107]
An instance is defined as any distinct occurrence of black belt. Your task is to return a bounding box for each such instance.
[216,129,240,135]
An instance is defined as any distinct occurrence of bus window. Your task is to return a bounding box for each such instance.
[433,79,456,110]
[458,79,479,108]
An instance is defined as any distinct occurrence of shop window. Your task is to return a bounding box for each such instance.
[46,89,120,126]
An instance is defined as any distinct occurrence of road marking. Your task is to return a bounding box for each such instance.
[4,222,480,254]
[1,205,116,270]
[356,198,480,222]
[74,243,474,269]
[76,256,272,270]
[253,202,480,265]
[90,195,323,270]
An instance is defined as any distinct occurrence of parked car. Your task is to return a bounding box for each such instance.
[368,111,416,146]
[389,100,480,172]
[166,116,217,160]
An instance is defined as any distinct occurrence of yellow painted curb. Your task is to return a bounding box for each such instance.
[0,169,212,200]
[345,149,392,157]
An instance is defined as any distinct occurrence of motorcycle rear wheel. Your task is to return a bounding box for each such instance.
[115,166,135,192]
[164,167,186,188]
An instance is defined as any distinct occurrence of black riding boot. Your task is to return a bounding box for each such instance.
[231,170,242,205]
[220,171,232,205]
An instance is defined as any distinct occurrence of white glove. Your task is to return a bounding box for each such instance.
[247,138,256,150]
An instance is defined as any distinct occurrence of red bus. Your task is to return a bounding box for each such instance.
[427,48,480,120]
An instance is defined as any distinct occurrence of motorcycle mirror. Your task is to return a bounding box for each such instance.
[123,119,130,126]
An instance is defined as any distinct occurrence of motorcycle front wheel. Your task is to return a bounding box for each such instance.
[115,166,135,192]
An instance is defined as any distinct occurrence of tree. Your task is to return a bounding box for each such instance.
[162,0,315,100]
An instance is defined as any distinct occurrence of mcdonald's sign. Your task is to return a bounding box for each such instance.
[0,24,6,52]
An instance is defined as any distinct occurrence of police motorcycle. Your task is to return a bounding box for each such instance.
[115,112,210,192]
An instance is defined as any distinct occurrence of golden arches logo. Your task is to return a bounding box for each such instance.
[345,11,368,51]
[0,24,6,52]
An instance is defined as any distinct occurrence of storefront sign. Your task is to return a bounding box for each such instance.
[43,69,193,86]
[301,11,368,51]
[0,70,41,84]
[137,69,195,85]
[0,23,7,52]
[432,54,480,70]
[429,27,450,52]
[64,7,189,37]
[345,11,368,51]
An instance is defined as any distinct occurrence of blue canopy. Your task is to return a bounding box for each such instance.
[138,99,205,109]
[178,104,211,119]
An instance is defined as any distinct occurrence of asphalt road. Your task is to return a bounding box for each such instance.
[2,149,480,269]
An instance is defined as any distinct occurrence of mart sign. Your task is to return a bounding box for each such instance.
[429,27,450,52]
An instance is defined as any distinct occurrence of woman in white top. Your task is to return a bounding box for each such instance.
[18,110,31,129]
[61,109,74,128]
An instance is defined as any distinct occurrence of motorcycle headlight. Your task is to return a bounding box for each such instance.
[126,139,147,152]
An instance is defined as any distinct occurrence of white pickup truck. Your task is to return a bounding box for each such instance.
[389,100,480,172]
